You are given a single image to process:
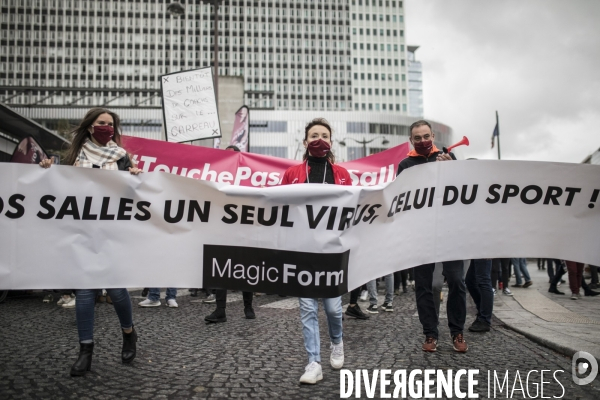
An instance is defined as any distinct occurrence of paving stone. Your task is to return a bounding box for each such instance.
[0,290,598,399]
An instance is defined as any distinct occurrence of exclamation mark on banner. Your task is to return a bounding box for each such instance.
[589,189,600,209]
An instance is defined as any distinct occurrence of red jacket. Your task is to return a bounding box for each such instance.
[281,160,352,186]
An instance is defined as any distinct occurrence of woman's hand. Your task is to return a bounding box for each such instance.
[128,167,142,175]
[39,157,55,168]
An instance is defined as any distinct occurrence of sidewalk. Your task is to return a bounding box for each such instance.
[493,260,600,363]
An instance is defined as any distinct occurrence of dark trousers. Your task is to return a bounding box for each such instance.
[394,268,413,290]
[349,287,362,304]
[216,289,253,309]
[546,259,561,282]
[465,259,494,325]
[491,259,510,290]
[550,261,567,290]
[590,265,599,285]
[414,260,466,339]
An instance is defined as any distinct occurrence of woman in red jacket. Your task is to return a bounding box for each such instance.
[281,118,368,384]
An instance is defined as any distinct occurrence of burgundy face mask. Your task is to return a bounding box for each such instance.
[91,125,114,146]
[413,139,433,156]
[307,139,331,158]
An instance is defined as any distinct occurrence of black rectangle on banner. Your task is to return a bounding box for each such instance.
[203,245,350,298]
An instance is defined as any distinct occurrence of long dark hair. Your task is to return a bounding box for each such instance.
[64,108,123,166]
[303,118,336,164]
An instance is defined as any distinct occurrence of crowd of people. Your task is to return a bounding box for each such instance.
[38,109,598,383]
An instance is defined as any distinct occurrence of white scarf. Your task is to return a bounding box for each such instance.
[75,140,127,170]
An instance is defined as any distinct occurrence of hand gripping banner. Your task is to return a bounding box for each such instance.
[0,161,599,297]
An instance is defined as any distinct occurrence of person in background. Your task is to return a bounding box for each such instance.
[466,259,494,332]
[589,265,600,289]
[491,259,512,296]
[39,107,140,376]
[366,274,394,313]
[511,258,533,288]
[139,288,178,308]
[204,144,257,322]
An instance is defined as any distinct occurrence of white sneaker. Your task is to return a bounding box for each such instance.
[503,288,513,296]
[492,289,497,296]
[571,293,578,300]
[166,299,178,308]
[138,299,161,307]
[57,295,72,305]
[359,290,368,302]
[330,341,344,369]
[62,298,76,308]
[203,294,216,303]
[299,361,323,384]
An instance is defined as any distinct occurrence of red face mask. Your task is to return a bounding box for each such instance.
[91,125,114,146]
[307,139,331,158]
[413,139,433,156]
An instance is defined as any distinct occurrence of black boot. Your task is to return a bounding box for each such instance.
[70,342,94,377]
[244,307,256,319]
[121,326,137,364]
[205,308,227,323]
[548,286,564,295]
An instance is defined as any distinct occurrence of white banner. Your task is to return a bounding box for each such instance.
[1,162,599,295]
[160,66,221,143]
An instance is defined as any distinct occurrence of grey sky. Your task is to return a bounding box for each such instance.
[404,0,600,162]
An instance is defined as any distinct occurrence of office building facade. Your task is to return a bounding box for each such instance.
[407,45,422,117]
[1,0,449,160]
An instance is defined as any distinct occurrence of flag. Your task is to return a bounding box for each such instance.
[230,106,250,152]
[491,122,499,149]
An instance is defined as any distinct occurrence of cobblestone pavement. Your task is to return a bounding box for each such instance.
[0,289,598,399]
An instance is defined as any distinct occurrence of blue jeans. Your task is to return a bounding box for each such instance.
[367,274,394,305]
[465,259,494,325]
[414,260,466,339]
[147,288,177,301]
[511,258,531,285]
[75,289,133,342]
[299,297,343,364]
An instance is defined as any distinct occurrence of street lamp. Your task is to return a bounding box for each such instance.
[167,1,222,102]
[338,136,390,159]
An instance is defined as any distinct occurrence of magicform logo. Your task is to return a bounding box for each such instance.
[203,245,349,298]
[572,351,598,385]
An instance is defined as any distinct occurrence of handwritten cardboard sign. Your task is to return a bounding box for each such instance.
[160,67,222,143]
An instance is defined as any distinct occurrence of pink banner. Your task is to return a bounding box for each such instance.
[122,136,409,187]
